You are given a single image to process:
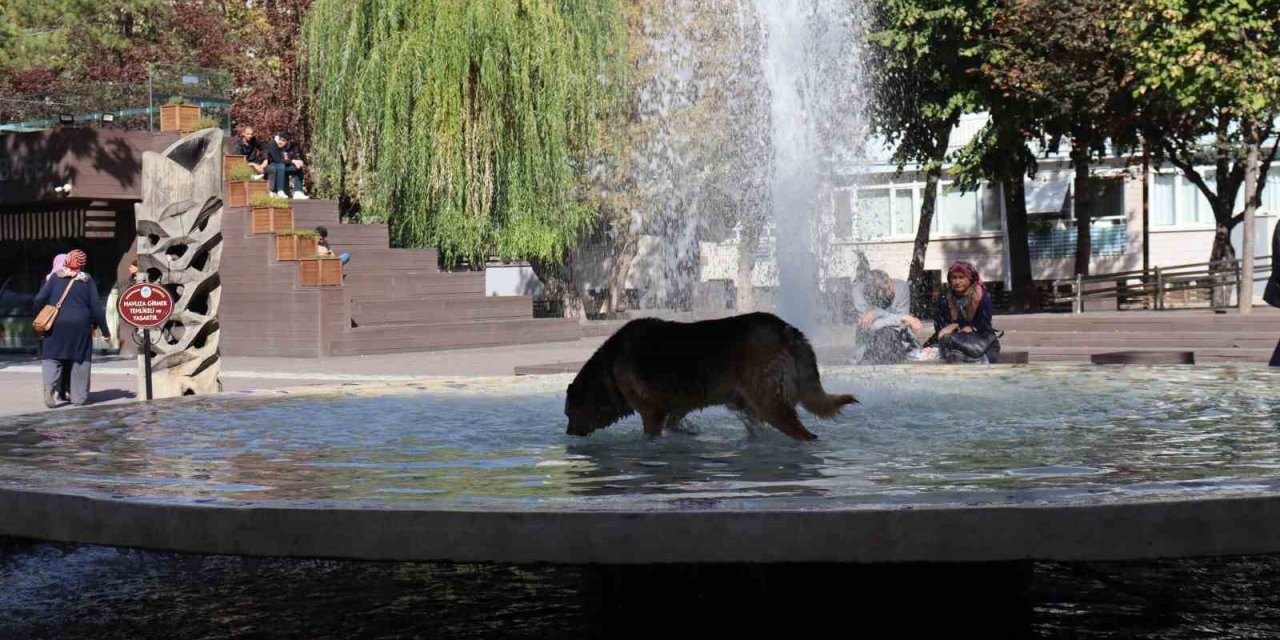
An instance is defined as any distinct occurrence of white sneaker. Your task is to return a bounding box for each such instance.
[273,191,288,198]
[252,174,265,180]
[292,191,310,200]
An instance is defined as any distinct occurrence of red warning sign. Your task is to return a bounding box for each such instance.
[118,282,174,329]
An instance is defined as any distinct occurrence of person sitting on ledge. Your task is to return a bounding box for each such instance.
[852,269,922,364]
[234,125,267,179]
[932,261,1001,364]
[1265,218,1280,366]
[314,226,350,265]
[265,131,309,200]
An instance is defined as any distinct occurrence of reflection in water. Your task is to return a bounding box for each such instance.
[5,537,1280,639]
[0,366,1278,509]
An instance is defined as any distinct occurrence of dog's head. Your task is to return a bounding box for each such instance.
[564,358,632,437]
[564,378,601,436]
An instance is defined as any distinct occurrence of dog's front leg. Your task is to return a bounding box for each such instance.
[641,410,667,437]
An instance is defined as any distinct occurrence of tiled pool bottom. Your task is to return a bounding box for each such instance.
[3,538,1280,640]
[1,365,1278,510]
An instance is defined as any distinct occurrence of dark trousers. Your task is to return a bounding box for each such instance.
[856,326,918,364]
[1271,338,1280,367]
[268,163,304,193]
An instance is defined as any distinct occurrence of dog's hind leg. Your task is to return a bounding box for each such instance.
[732,408,766,438]
[664,411,697,434]
[753,401,818,441]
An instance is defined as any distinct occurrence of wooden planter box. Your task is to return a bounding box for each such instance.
[250,206,294,234]
[160,104,202,133]
[227,180,270,208]
[223,154,249,182]
[275,234,318,261]
[299,258,343,287]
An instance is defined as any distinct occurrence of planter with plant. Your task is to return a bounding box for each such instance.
[227,164,269,207]
[160,96,202,133]
[274,229,319,261]
[250,194,294,234]
[195,115,223,132]
[223,153,249,182]
[299,255,343,287]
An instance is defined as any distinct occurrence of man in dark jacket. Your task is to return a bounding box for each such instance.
[234,126,266,178]
[265,131,308,200]
[1265,221,1280,366]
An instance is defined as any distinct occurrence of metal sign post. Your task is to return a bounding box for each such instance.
[118,282,174,401]
[143,329,154,400]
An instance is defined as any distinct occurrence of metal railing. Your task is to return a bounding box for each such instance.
[1052,255,1273,313]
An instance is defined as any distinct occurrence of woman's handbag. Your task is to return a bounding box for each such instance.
[32,279,76,335]
[939,329,1002,363]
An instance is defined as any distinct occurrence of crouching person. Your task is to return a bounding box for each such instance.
[934,261,1001,364]
[852,269,922,364]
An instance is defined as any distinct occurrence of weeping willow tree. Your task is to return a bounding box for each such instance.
[303,0,628,299]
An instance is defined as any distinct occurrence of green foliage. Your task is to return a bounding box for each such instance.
[303,0,628,267]
[1126,0,1280,118]
[227,164,256,181]
[275,228,318,237]
[196,114,221,130]
[249,194,290,208]
[981,0,1137,155]
[865,0,992,171]
[1119,0,1280,270]
[165,95,189,105]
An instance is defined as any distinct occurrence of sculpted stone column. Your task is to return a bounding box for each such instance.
[133,128,224,397]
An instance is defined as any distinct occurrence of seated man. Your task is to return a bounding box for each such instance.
[234,126,267,178]
[265,131,308,199]
[852,269,922,364]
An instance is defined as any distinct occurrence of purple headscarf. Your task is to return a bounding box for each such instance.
[46,254,68,281]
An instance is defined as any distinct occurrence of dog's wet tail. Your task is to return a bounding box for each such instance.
[785,322,859,418]
[800,391,859,418]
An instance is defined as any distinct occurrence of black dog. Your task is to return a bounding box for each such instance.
[564,312,857,440]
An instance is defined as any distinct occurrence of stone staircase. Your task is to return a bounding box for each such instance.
[217,194,581,357]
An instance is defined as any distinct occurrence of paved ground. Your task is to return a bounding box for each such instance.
[0,337,607,419]
[2,307,1276,420]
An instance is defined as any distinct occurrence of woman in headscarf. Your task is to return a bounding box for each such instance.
[44,253,71,400]
[933,261,1001,363]
[32,249,110,407]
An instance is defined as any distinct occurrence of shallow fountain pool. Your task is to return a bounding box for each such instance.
[2,365,1277,511]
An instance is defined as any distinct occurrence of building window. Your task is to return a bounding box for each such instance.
[853,180,1003,241]
[1152,173,1176,226]
[981,183,1003,232]
[1265,174,1280,214]
[832,188,853,238]
[1089,178,1126,219]
[892,189,914,236]
[1151,169,1261,227]
[936,186,978,236]
[855,188,892,238]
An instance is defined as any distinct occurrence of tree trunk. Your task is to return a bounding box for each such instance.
[907,122,953,312]
[1210,114,1236,308]
[608,231,639,314]
[1071,141,1092,276]
[1002,176,1034,310]
[1239,117,1261,313]
[528,255,588,320]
